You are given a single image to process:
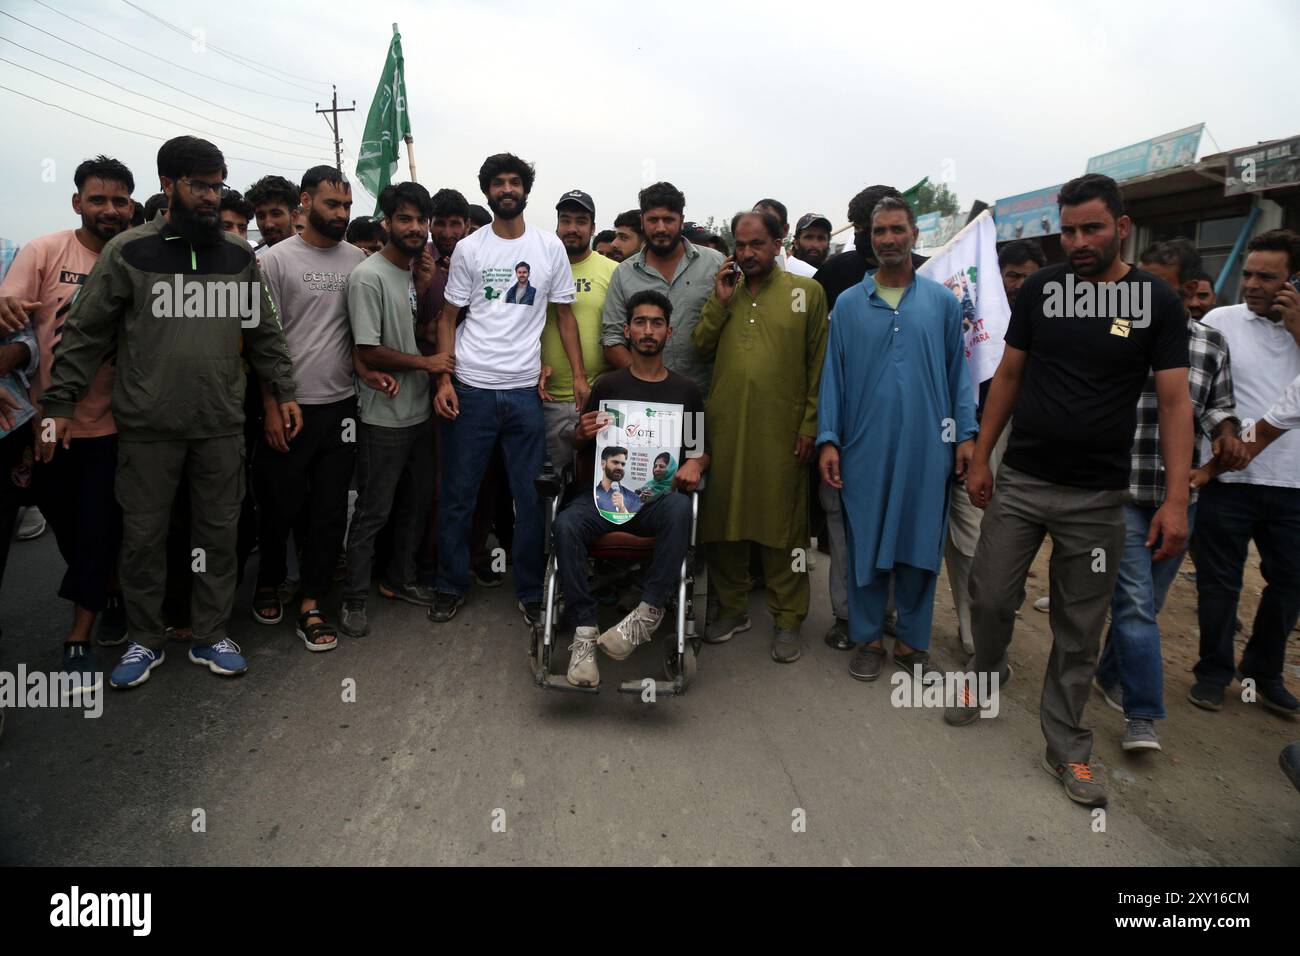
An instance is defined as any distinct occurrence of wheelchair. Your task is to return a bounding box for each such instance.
[531,457,703,697]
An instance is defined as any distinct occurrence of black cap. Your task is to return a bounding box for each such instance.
[795,213,832,236]
[556,189,595,216]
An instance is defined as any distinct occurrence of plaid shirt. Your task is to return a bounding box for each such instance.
[1129,319,1237,507]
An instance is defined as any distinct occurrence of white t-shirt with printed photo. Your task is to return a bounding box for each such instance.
[444,222,576,389]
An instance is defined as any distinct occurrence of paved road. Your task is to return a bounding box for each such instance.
[2,531,1296,865]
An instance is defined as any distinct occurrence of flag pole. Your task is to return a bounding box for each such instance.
[394,23,417,183]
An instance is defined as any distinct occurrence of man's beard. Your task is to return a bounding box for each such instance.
[796,246,827,267]
[1070,236,1120,277]
[561,234,587,255]
[646,231,681,257]
[308,205,347,241]
[606,247,626,263]
[634,337,665,356]
[83,212,127,244]
[169,192,222,248]
[392,231,426,257]
[488,193,527,221]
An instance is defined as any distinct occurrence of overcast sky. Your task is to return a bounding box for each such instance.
[0,0,1295,244]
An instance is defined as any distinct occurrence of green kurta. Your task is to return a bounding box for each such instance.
[692,268,829,548]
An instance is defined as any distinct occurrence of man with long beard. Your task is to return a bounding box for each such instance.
[251,166,366,650]
[41,136,300,690]
[429,152,587,627]
[0,155,136,693]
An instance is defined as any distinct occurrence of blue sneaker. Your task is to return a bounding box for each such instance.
[110,643,165,689]
[188,638,248,676]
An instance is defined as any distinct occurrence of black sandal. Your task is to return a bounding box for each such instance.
[296,608,338,652]
[252,587,283,625]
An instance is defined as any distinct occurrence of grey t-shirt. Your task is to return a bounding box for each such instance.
[260,234,366,405]
[347,252,431,427]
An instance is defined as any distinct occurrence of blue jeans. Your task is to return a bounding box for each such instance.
[436,381,544,604]
[1096,501,1196,720]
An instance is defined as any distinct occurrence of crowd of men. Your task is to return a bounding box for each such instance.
[1,134,1299,811]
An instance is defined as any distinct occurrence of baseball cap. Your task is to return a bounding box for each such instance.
[556,189,595,216]
[795,213,832,236]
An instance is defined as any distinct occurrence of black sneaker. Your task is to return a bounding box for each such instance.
[892,648,942,685]
[518,601,544,629]
[340,599,369,638]
[61,642,102,698]
[849,644,887,681]
[428,592,465,623]
[1254,679,1300,717]
[380,582,437,607]
[95,593,128,647]
[1188,681,1224,711]
[473,565,504,588]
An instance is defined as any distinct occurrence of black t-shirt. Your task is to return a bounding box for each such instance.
[1002,263,1189,489]
[814,249,928,310]
[581,367,709,462]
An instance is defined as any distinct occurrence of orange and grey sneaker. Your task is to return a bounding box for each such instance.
[943,679,982,726]
[1042,757,1108,807]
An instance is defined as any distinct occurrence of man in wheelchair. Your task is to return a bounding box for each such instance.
[554,289,709,687]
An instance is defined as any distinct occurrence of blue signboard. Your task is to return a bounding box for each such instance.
[993,185,1062,241]
[1085,124,1204,182]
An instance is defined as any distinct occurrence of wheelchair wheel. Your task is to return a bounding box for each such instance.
[663,641,698,688]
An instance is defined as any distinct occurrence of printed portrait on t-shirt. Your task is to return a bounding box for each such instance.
[503,261,537,305]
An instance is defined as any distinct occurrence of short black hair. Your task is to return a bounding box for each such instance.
[514,261,530,272]
[74,155,134,194]
[478,153,535,196]
[1058,172,1125,220]
[130,200,145,227]
[593,229,616,247]
[1193,270,1215,285]
[143,192,169,221]
[731,210,782,242]
[870,195,916,228]
[601,445,629,462]
[613,209,644,236]
[847,185,903,228]
[219,190,255,223]
[998,239,1047,270]
[300,165,349,195]
[345,216,387,245]
[1140,237,1202,286]
[638,182,685,216]
[430,188,470,220]
[626,288,673,323]
[378,181,432,219]
[753,198,788,227]
[246,175,299,211]
[468,204,492,226]
[157,135,226,181]
[1245,228,1300,275]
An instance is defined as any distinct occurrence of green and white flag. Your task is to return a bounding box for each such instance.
[356,27,410,211]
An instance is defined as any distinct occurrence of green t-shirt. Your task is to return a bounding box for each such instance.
[347,252,431,428]
[542,251,615,402]
[876,284,905,309]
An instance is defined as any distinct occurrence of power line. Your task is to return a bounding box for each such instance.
[119,0,332,90]
[0,57,332,161]
[0,83,315,174]
[0,10,332,132]
[0,37,327,146]
[29,0,321,104]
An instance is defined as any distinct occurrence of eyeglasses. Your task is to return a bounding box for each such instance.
[180,177,232,198]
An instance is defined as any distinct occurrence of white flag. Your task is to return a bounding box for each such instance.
[917,210,1011,399]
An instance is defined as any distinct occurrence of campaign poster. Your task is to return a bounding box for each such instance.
[593,400,683,525]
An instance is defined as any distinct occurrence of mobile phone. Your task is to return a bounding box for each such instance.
[1289,274,1300,295]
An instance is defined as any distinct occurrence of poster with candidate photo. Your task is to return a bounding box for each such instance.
[593,400,684,525]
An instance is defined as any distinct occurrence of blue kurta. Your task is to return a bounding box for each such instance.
[816,272,977,582]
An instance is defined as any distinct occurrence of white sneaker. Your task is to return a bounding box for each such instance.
[598,602,664,660]
[15,506,46,541]
[567,627,600,687]
[1033,596,1050,613]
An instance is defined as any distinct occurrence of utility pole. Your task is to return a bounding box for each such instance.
[315,85,356,171]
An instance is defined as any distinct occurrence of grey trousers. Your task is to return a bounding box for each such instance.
[117,435,244,650]
[542,400,578,478]
[945,428,1008,653]
[819,479,848,621]
[969,464,1126,765]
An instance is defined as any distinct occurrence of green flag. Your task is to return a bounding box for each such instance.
[356,27,411,211]
[902,177,929,210]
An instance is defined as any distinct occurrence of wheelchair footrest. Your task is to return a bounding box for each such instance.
[540,673,599,695]
[616,679,680,698]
